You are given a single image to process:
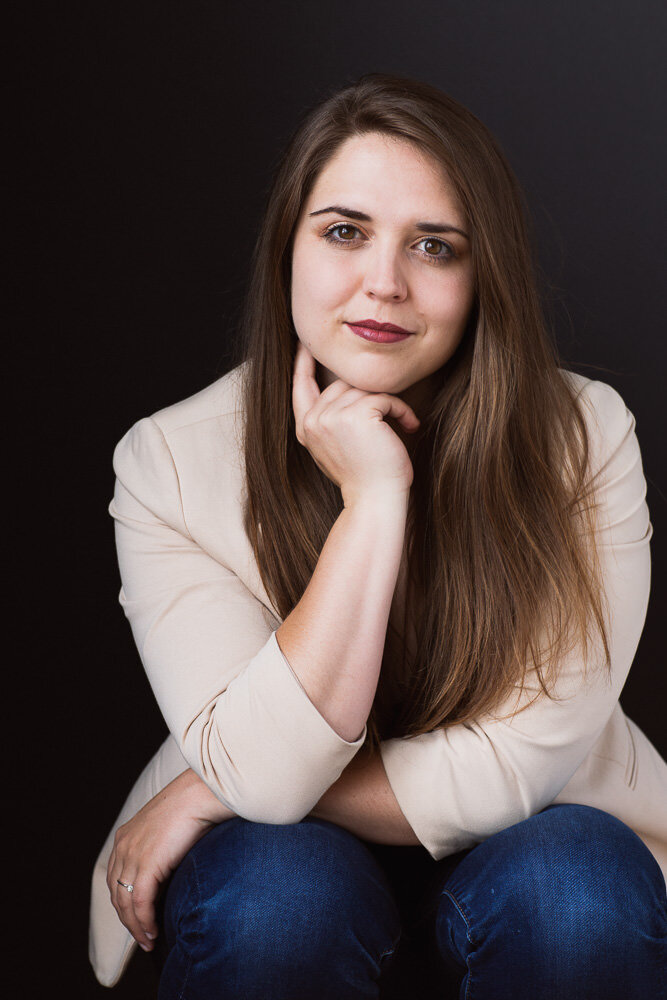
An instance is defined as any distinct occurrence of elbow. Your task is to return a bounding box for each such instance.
[205,782,315,826]
[235,795,315,826]
[181,727,319,826]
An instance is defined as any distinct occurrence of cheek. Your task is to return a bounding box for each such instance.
[426,273,474,323]
[291,249,318,325]
[293,253,352,315]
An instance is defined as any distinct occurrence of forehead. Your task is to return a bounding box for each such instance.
[306,132,464,223]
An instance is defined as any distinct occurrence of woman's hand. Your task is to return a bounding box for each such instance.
[292,340,421,507]
[107,769,236,952]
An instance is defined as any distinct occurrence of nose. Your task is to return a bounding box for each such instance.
[361,242,408,301]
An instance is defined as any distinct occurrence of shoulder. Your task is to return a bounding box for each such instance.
[114,360,249,454]
[558,367,631,423]
[557,370,651,548]
[557,368,639,477]
[147,360,249,436]
[110,361,250,514]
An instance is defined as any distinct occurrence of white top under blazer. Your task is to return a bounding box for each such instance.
[89,361,667,987]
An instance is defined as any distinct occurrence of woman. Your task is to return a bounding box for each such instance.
[89,73,667,997]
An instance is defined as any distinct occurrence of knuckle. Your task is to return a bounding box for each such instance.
[135,907,150,923]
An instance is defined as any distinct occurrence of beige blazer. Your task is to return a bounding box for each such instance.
[89,361,667,987]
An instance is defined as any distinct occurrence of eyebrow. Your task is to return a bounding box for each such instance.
[308,205,470,240]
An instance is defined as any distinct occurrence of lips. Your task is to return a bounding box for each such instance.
[346,323,413,344]
[348,318,415,335]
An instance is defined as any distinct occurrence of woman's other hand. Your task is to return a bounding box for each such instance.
[292,340,420,507]
[106,769,236,952]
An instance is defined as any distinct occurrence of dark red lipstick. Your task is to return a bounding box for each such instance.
[345,319,415,343]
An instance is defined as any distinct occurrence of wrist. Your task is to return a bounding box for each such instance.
[343,488,410,516]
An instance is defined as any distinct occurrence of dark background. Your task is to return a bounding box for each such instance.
[13,1,665,995]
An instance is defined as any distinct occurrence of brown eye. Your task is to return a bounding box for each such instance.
[322,223,361,243]
[415,237,456,264]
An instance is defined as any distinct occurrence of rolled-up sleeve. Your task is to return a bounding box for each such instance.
[380,378,653,859]
[110,415,366,824]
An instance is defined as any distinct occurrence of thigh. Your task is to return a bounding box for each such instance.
[157,816,404,1000]
[428,804,667,1000]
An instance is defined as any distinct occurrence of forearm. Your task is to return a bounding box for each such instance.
[177,757,421,846]
[275,494,408,743]
[309,746,422,846]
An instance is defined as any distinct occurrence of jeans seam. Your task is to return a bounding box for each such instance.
[440,888,476,999]
[175,854,201,1000]
[379,929,403,963]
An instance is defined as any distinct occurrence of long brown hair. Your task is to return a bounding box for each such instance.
[230,72,611,754]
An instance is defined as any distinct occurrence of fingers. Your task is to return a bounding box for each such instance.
[363,392,421,432]
[132,875,159,943]
[291,341,321,435]
[292,341,419,431]
[107,847,159,951]
[114,874,160,950]
[292,340,382,438]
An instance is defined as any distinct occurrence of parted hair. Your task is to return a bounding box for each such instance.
[229,71,611,754]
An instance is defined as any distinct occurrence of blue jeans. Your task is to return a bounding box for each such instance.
[157,803,667,999]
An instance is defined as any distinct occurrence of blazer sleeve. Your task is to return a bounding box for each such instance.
[380,378,654,859]
[109,414,367,824]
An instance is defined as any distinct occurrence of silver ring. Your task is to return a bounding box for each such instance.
[117,879,135,893]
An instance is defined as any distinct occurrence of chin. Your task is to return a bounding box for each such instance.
[315,356,407,396]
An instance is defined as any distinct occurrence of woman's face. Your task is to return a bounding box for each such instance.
[290,131,475,411]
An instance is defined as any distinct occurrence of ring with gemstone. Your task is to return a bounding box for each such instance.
[117,879,134,893]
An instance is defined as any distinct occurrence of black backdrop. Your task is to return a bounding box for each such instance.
[12,1,666,995]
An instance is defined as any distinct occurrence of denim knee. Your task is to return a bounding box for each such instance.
[487,804,667,922]
[435,804,667,999]
[528,804,667,925]
[159,816,402,1000]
